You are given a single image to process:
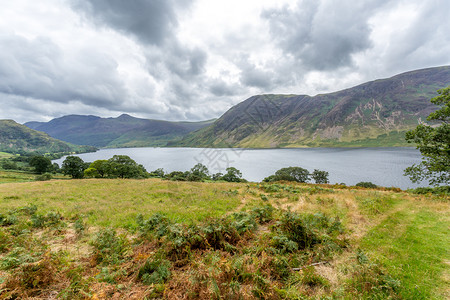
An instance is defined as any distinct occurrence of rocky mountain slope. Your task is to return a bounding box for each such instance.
[175,66,450,148]
[25,114,215,148]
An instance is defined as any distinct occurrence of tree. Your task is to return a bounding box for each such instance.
[187,163,210,181]
[404,86,450,186]
[85,160,109,178]
[222,167,245,182]
[149,168,165,178]
[61,156,86,179]
[311,169,329,184]
[275,167,310,183]
[106,155,147,179]
[29,155,52,174]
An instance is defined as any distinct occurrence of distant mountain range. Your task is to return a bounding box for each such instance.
[174,66,450,147]
[22,66,450,149]
[25,114,215,148]
[0,120,96,155]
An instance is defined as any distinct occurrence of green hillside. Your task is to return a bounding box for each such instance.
[0,120,96,155]
[176,66,450,148]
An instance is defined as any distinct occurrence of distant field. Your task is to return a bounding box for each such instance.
[0,152,13,158]
[0,179,448,299]
[0,170,68,184]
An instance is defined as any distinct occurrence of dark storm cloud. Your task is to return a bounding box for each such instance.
[0,34,127,108]
[262,0,387,71]
[71,0,192,46]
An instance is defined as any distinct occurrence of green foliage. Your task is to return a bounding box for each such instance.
[106,155,148,179]
[29,155,52,174]
[1,159,18,170]
[91,228,127,265]
[149,168,165,178]
[138,258,172,285]
[61,156,86,179]
[251,205,274,223]
[187,163,210,181]
[74,218,86,235]
[221,167,246,182]
[264,166,310,183]
[35,173,53,181]
[355,181,378,188]
[409,185,450,195]
[405,86,450,186]
[311,169,329,184]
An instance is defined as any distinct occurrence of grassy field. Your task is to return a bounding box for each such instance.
[0,179,448,299]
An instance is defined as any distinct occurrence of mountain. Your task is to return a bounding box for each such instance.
[0,120,97,154]
[175,66,450,148]
[25,114,215,148]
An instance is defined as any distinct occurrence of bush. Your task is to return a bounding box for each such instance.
[138,258,172,284]
[91,228,127,265]
[355,181,378,188]
[35,173,53,181]
[251,205,274,224]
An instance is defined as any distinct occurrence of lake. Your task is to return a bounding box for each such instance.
[53,147,424,189]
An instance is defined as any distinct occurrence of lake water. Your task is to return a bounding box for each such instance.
[53,147,425,189]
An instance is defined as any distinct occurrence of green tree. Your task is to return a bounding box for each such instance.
[187,163,210,181]
[274,166,310,183]
[29,155,52,174]
[61,156,86,179]
[85,160,109,178]
[149,168,165,178]
[311,169,329,184]
[222,167,245,182]
[404,86,450,186]
[106,155,147,179]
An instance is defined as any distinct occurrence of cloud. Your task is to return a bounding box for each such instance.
[70,0,192,46]
[261,0,388,71]
[0,0,449,124]
[0,33,128,107]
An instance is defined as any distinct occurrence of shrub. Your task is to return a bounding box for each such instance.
[251,205,274,224]
[35,173,53,181]
[277,211,320,250]
[355,181,378,188]
[91,228,127,265]
[138,258,172,284]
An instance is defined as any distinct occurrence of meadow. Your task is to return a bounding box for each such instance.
[0,178,448,299]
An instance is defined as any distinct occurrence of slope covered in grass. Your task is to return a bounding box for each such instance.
[0,179,448,299]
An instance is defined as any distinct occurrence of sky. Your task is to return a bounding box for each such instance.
[1,0,449,124]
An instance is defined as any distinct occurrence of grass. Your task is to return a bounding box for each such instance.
[0,179,246,227]
[0,170,68,184]
[0,152,13,159]
[361,207,449,299]
[0,179,448,299]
